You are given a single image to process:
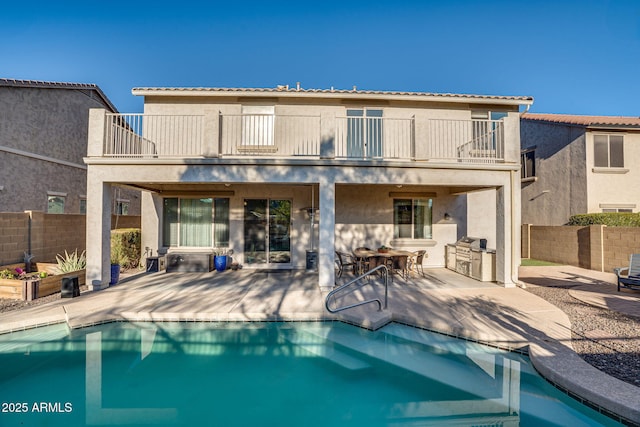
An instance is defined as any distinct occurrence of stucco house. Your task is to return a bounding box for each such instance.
[85,86,533,291]
[521,113,640,225]
[0,78,139,216]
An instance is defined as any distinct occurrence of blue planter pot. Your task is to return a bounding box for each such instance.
[214,255,227,272]
[110,264,121,285]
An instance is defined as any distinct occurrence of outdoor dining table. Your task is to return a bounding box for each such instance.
[352,248,414,278]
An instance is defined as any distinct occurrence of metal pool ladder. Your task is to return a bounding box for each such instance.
[325,265,389,313]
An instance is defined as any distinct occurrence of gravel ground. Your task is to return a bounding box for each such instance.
[524,283,640,388]
[0,279,639,388]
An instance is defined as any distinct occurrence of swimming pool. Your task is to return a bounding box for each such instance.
[0,321,620,426]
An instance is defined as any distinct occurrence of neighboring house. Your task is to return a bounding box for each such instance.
[521,113,640,225]
[0,78,140,216]
[85,86,532,290]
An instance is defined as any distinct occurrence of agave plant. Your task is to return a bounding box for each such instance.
[56,249,87,274]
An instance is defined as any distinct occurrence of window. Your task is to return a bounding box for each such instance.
[115,200,129,215]
[162,198,230,248]
[47,194,66,214]
[521,148,536,179]
[347,109,383,158]
[393,199,433,239]
[79,198,87,214]
[602,208,633,213]
[594,134,624,168]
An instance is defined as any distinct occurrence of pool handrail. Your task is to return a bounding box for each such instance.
[325,264,389,313]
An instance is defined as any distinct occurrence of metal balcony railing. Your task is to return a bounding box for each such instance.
[101,113,505,164]
[220,114,321,157]
[104,114,204,158]
[426,119,504,163]
[335,116,415,160]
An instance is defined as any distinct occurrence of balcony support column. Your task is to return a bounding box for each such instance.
[202,109,220,157]
[318,180,335,291]
[320,113,335,159]
[86,175,112,290]
[87,109,106,158]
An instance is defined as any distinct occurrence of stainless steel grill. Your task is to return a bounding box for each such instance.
[454,237,486,276]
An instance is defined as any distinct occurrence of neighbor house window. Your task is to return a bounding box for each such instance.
[162,198,230,248]
[602,208,633,213]
[47,193,66,214]
[79,197,87,214]
[115,199,130,215]
[393,199,433,239]
[346,109,383,158]
[521,148,536,179]
[594,134,624,168]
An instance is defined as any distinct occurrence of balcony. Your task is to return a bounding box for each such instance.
[100,113,507,164]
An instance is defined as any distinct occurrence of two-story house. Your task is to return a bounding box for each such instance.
[85,86,532,291]
[521,113,640,225]
[0,78,140,216]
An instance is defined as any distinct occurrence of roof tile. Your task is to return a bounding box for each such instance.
[523,113,640,127]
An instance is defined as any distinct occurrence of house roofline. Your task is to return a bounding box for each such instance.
[131,86,534,107]
[0,78,118,113]
[522,112,640,129]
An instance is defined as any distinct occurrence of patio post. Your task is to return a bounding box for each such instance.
[318,180,335,291]
[86,178,112,290]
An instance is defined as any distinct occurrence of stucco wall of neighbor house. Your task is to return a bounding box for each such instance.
[0,85,124,214]
[584,131,640,214]
[523,224,640,273]
[520,120,587,225]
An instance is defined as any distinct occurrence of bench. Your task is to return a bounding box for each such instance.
[166,253,213,272]
[614,254,640,292]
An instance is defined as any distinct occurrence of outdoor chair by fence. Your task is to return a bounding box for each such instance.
[335,251,356,278]
[614,254,640,292]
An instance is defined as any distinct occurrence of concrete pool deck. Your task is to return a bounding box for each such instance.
[0,265,638,424]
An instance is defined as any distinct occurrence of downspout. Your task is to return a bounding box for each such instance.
[512,101,531,284]
[511,169,519,285]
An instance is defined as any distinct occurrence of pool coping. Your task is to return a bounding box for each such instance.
[0,268,638,426]
[2,308,638,425]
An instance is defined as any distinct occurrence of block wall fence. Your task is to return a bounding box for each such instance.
[0,212,140,266]
[522,224,640,273]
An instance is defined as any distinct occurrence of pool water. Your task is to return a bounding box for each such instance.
[0,321,620,426]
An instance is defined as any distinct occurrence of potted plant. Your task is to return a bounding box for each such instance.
[213,248,233,272]
[110,245,129,285]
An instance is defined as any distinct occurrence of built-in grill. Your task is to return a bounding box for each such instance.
[454,236,487,277]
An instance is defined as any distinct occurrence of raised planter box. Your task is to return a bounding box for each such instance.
[0,262,86,300]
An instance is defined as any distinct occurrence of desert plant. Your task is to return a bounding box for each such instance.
[56,249,87,273]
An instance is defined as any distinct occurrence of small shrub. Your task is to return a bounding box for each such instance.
[110,228,141,269]
[567,213,640,227]
[56,249,87,273]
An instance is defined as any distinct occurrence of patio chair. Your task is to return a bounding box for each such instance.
[353,247,372,275]
[393,255,410,280]
[408,250,427,277]
[614,254,640,292]
[335,251,356,278]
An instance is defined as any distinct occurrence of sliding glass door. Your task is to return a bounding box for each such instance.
[244,199,291,266]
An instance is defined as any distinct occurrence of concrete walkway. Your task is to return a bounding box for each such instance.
[0,265,638,424]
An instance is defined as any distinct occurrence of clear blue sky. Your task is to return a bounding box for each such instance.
[1,0,638,115]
